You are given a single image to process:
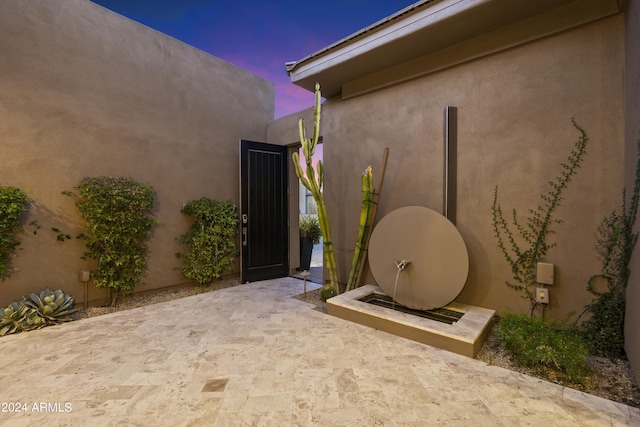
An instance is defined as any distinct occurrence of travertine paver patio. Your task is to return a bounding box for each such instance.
[0,277,638,426]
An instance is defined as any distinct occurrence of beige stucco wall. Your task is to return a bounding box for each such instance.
[273,15,625,319]
[624,0,640,383]
[0,0,274,306]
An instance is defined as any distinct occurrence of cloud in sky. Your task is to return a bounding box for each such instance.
[91,0,417,117]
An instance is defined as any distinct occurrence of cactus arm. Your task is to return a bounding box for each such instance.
[299,119,308,152]
[317,160,324,191]
[292,152,311,190]
[312,84,321,147]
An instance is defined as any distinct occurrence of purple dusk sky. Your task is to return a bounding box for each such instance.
[90,0,417,118]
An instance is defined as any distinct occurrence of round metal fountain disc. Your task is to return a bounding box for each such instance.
[368,206,469,310]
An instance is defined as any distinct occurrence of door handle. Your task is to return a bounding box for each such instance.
[242,227,247,246]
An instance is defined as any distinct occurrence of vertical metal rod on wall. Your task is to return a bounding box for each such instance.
[444,106,457,225]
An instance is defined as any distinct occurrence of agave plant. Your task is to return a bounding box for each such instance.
[24,289,78,324]
[19,306,47,331]
[0,302,27,336]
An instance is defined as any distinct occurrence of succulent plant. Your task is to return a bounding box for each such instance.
[24,289,78,323]
[19,306,47,331]
[0,289,78,337]
[0,302,26,336]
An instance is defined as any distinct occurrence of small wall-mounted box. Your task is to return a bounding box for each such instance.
[79,269,91,282]
[536,287,549,304]
[536,262,554,285]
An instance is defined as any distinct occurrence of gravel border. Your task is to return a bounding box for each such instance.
[69,278,241,320]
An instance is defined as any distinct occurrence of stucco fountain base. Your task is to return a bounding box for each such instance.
[327,284,495,358]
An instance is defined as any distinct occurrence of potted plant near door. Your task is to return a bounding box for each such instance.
[299,215,321,271]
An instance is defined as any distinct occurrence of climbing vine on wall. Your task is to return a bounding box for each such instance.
[71,176,156,305]
[177,198,238,284]
[580,135,640,358]
[0,186,28,279]
[491,119,588,313]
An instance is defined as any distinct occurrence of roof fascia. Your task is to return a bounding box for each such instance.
[287,0,620,98]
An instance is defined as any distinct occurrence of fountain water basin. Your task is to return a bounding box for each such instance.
[327,284,495,358]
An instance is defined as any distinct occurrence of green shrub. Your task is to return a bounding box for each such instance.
[73,177,156,304]
[498,312,589,383]
[0,186,28,279]
[581,283,625,359]
[178,198,238,284]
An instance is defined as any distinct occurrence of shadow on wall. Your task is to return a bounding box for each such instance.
[455,223,492,307]
[4,198,107,307]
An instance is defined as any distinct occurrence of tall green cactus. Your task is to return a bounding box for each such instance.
[292,84,339,299]
[346,166,374,291]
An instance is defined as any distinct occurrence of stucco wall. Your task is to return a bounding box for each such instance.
[277,15,625,319]
[0,0,274,306]
[624,0,640,383]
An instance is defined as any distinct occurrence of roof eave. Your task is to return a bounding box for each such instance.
[286,0,619,99]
